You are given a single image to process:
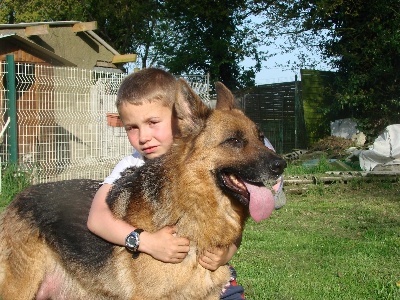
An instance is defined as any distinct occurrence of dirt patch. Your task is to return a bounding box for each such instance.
[309,136,357,158]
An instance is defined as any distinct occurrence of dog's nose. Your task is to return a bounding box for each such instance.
[269,158,287,175]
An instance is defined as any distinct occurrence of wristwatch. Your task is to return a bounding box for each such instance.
[125,229,144,253]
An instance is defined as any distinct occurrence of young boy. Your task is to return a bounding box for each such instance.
[87,68,245,299]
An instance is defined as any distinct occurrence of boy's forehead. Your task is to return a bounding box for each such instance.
[119,99,169,110]
[119,101,172,120]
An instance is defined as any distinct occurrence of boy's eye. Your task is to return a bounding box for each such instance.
[125,126,138,132]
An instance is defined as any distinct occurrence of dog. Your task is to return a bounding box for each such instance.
[0,79,286,299]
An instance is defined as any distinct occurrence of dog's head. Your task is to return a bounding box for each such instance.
[174,79,286,223]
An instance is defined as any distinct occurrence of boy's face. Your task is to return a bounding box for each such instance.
[119,101,175,160]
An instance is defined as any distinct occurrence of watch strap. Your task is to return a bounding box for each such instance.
[132,228,143,259]
[134,228,144,235]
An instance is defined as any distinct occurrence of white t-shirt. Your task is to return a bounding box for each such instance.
[103,150,145,184]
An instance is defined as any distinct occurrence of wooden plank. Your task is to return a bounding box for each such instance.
[25,24,49,36]
[96,61,117,68]
[72,21,98,33]
[112,54,137,63]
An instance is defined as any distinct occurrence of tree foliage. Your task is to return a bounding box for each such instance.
[327,0,400,138]
[0,0,86,23]
[276,0,400,139]
[154,0,270,89]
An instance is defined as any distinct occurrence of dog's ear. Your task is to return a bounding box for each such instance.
[215,82,235,110]
[174,78,211,138]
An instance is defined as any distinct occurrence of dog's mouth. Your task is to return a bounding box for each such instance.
[219,172,277,222]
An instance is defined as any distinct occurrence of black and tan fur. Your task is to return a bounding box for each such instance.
[0,80,286,299]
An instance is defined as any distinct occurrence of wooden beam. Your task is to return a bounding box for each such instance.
[112,54,137,64]
[72,21,98,33]
[25,24,49,36]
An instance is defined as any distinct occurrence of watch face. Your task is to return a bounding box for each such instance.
[126,232,139,250]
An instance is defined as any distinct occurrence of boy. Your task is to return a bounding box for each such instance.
[87,68,245,298]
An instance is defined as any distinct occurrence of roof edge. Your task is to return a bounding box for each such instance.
[1,33,76,66]
[0,21,81,28]
[0,21,120,56]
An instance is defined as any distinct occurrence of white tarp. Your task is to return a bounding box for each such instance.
[359,124,400,171]
[331,118,358,139]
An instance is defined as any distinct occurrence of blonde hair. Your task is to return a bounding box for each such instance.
[116,68,176,110]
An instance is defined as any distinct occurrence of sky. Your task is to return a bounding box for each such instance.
[128,38,331,85]
[243,46,330,85]
[251,54,300,85]
[243,26,333,85]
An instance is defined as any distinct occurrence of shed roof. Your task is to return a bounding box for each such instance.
[0,21,119,56]
[0,21,138,70]
[0,33,76,66]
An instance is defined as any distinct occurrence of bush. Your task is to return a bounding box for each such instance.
[0,163,32,209]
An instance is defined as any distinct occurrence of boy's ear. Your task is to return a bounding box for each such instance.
[215,82,236,110]
[174,78,211,138]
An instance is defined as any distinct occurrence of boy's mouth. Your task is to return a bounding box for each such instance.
[142,145,158,154]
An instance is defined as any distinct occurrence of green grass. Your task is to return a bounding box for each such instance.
[0,163,32,209]
[284,155,361,175]
[232,180,400,299]
[284,155,334,175]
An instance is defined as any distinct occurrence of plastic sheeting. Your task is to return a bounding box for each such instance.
[359,124,400,171]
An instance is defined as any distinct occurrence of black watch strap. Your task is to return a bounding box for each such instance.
[131,228,144,259]
[134,228,144,235]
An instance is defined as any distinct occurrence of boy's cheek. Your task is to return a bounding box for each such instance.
[126,133,140,149]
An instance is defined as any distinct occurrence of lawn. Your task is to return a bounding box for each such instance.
[231,180,400,300]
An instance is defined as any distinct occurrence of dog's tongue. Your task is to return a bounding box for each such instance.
[244,182,275,223]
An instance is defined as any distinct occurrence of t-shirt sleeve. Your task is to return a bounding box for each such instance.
[263,137,284,194]
[263,137,275,151]
[102,153,145,184]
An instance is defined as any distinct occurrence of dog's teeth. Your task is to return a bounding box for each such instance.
[229,174,245,190]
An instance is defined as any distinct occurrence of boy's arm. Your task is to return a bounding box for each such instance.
[87,183,190,263]
[87,183,133,245]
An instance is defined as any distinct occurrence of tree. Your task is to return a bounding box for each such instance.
[153,0,272,89]
[272,0,400,139]
[327,0,400,138]
[0,0,86,23]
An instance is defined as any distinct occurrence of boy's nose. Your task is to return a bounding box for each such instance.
[139,128,152,144]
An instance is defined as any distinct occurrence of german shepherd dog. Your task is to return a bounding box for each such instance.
[0,80,286,299]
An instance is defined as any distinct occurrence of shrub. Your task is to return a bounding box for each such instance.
[0,163,32,209]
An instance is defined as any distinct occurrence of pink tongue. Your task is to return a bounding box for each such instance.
[244,182,275,223]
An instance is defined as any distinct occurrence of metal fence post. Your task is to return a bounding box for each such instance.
[295,75,299,149]
[5,54,18,163]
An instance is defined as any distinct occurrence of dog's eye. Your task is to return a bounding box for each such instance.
[223,137,244,148]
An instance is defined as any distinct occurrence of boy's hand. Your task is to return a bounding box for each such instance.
[138,226,190,263]
[198,246,233,271]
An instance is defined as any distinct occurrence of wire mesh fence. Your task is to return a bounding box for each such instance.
[0,62,210,184]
